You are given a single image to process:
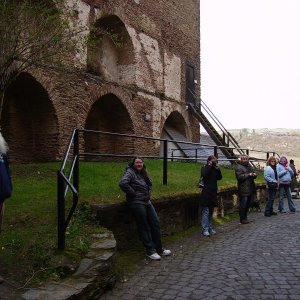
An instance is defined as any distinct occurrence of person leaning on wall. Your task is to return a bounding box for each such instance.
[119,156,171,260]
[235,154,257,224]
[199,155,222,237]
[0,132,13,233]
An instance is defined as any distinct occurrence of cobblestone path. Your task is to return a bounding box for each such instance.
[102,200,300,300]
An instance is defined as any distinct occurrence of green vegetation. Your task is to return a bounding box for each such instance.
[0,160,264,287]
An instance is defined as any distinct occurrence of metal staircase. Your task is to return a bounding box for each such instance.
[187,91,245,164]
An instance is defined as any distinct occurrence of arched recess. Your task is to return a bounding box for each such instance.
[84,93,135,158]
[87,15,135,85]
[160,111,189,158]
[1,72,59,163]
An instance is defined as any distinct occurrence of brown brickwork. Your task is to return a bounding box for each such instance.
[1,0,200,163]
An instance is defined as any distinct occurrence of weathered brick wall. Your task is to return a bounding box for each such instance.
[2,0,200,162]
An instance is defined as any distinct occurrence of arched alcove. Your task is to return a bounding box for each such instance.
[87,15,135,85]
[1,72,59,163]
[84,93,134,158]
[160,111,189,158]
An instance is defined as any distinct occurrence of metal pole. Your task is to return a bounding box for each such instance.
[73,129,79,201]
[57,171,65,250]
[163,140,168,185]
[214,146,218,157]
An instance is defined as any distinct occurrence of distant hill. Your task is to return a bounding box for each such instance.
[229,128,300,168]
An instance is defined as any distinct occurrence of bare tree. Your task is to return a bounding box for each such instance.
[0,0,86,122]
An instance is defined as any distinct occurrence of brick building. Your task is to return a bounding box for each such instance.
[1,0,200,163]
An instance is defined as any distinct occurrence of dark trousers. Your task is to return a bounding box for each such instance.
[0,202,4,232]
[129,202,163,255]
[239,195,252,222]
[265,189,277,216]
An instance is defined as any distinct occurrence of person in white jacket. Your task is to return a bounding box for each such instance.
[276,155,297,213]
[263,156,278,217]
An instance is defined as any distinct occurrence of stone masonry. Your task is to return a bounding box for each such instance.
[1,0,201,163]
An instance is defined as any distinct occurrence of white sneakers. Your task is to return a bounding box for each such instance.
[203,229,216,237]
[147,253,161,260]
[203,231,210,237]
[147,249,172,260]
[159,249,172,256]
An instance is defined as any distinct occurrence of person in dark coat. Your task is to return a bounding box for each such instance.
[119,156,171,260]
[235,154,257,224]
[199,155,222,236]
[0,132,12,233]
[289,159,298,193]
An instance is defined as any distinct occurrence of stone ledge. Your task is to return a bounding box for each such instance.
[21,233,117,300]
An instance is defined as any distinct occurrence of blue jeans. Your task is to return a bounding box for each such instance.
[239,195,251,222]
[201,206,214,233]
[278,185,296,212]
[129,203,163,255]
[265,188,277,215]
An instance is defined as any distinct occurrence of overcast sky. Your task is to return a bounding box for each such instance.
[200,0,300,130]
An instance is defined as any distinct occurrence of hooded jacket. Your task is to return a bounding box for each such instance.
[199,164,222,207]
[119,165,152,205]
[276,156,294,184]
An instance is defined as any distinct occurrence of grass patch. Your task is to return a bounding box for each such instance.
[214,212,240,225]
[0,160,264,286]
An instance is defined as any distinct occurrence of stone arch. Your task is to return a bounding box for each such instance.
[87,15,135,85]
[1,72,59,163]
[84,93,135,159]
[160,111,190,158]
[162,111,188,138]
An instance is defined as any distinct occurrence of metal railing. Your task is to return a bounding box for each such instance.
[170,144,279,165]
[57,129,79,250]
[57,128,279,250]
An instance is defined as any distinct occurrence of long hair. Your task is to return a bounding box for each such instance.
[129,156,148,177]
[0,133,8,155]
[207,155,217,163]
[266,156,277,166]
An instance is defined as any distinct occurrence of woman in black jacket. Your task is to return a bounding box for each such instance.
[199,155,222,237]
[119,157,171,260]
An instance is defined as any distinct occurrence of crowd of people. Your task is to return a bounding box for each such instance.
[1,134,298,260]
[264,156,299,215]
[200,154,299,236]
[118,153,299,259]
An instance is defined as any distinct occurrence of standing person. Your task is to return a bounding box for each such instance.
[277,156,297,213]
[119,157,171,260]
[199,155,222,236]
[289,159,297,178]
[0,132,12,233]
[263,156,278,217]
[235,154,257,224]
[289,159,298,192]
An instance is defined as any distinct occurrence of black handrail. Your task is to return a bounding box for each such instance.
[57,129,79,250]
[57,128,279,250]
[188,88,245,158]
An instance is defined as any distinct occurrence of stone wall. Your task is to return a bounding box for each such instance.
[92,185,267,249]
[2,0,201,163]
